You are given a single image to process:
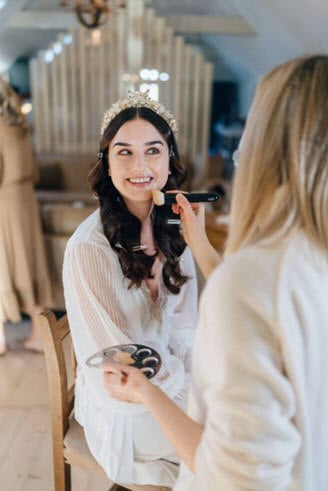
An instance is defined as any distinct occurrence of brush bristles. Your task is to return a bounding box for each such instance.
[152,189,165,206]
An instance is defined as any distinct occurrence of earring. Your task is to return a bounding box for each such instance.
[132,244,148,252]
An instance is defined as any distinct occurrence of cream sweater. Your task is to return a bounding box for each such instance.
[175,231,328,491]
[63,209,198,486]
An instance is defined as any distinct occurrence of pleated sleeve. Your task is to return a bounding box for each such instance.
[63,240,147,415]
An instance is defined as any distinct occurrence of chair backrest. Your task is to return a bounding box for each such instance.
[39,310,76,458]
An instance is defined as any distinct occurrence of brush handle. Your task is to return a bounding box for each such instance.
[164,192,219,204]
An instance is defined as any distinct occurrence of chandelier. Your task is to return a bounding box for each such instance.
[60,1,127,29]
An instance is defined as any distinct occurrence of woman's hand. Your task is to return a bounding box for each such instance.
[102,363,153,404]
[171,191,222,279]
[171,192,206,247]
[103,360,204,472]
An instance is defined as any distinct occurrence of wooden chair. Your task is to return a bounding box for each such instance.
[39,309,172,491]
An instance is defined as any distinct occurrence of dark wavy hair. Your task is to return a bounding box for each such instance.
[88,106,189,294]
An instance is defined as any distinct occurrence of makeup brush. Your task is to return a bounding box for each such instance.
[152,189,219,206]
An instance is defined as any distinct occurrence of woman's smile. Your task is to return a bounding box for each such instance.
[127,176,153,186]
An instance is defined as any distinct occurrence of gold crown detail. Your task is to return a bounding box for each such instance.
[100,91,178,137]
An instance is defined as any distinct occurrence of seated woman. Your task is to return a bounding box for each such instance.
[62,91,198,488]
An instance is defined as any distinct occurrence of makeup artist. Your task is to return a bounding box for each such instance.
[103,55,328,491]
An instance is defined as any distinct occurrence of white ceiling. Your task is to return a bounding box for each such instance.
[1,0,327,114]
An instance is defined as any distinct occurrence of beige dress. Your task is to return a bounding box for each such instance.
[0,118,52,323]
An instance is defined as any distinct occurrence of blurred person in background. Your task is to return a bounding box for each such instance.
[0,77,52,355]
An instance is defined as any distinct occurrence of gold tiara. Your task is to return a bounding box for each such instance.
[100,91,178,137]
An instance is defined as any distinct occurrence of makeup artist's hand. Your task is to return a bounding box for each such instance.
[171,192,222,279]
[103,360,204,473]
[171,192,206,248]
[103,363,153,404]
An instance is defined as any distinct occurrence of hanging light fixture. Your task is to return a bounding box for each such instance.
[60,1,127,29]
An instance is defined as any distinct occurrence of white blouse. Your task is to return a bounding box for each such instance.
[63,209,198,486]
[174,231,328,491]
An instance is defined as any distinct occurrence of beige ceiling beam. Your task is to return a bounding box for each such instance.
[8,11,256,36]
[0,0,30,32]
[164,15,256,35]
[6,11,75,30]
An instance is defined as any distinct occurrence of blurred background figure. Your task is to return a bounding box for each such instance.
[0,77,52,355]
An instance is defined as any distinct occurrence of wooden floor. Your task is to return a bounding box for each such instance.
[0,319,110,491]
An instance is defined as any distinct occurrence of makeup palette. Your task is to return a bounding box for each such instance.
[86,343,162,379]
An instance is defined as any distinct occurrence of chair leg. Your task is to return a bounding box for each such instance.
[64,462,72,491]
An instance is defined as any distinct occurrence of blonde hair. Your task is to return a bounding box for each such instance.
[226,55,328,255]
[0,76,26,130]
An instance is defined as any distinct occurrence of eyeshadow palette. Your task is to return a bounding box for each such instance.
[86,343,162,379]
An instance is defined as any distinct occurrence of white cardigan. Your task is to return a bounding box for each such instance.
[63,209,198,486]
[175,231,328,491]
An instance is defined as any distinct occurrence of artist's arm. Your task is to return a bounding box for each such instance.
[103,363,203,471]
[173,193,222,279]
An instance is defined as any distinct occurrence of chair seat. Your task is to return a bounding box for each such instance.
[63,416,108,477]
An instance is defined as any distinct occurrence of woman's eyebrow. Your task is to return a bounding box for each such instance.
[112,141,164,147]
[144,140,164,146]
[113,142,131,147]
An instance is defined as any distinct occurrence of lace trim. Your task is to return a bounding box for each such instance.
[140,275,168,325]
